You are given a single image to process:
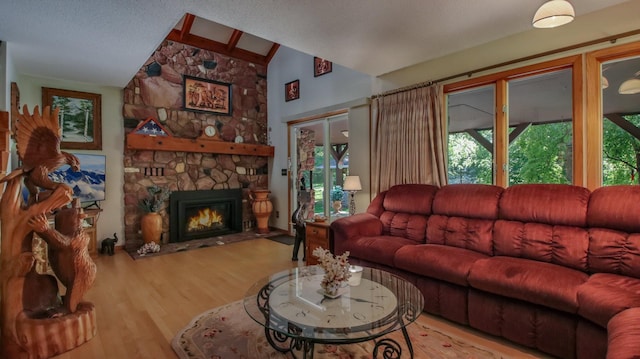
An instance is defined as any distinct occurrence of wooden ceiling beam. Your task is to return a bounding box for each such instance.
[605,113,640,141]
[180,13,196,41]
[508,123,531,144]
[465,129,493,154]
[265,43,280,65]
[227,30,243,51]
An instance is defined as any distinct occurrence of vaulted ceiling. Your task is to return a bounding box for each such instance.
[167,13,280,68]
[0,0,631,88]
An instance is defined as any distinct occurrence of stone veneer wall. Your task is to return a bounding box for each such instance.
[122,40,269,252]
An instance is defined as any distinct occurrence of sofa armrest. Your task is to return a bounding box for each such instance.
[331,213,383,255]
[607,307,640,359]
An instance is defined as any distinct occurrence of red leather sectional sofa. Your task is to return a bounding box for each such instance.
[331,183,640,358]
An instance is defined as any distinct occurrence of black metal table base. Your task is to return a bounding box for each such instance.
[265,327,314,359]
[264,325,414,359]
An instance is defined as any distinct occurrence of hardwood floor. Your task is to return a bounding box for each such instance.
[53,238,547,358]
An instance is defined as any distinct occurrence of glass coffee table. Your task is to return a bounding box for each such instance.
[244,266,424,358]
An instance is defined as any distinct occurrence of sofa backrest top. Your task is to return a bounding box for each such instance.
[432,184,503,220]
[498,184,590,227]
[588,185,640,233]
[380,184,439,216]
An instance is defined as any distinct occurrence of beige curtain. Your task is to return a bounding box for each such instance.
[371,85,447,194]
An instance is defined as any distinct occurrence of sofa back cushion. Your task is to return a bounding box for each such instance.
[427,184,503,255]
[375,184,438,243]
[587,185,640,278]
[495,184,590,271]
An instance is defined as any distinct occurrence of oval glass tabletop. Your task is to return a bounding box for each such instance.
[243,266,424,344]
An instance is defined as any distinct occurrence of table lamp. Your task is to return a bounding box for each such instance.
[343,176,362,215]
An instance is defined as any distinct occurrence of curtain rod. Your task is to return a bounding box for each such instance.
[372,28,640,99]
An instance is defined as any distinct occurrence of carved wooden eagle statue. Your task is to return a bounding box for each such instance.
[0,105,80,200]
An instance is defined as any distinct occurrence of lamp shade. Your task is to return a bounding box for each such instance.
[533,0,575,28]
[618,71,640,95]
[343,176,362,191]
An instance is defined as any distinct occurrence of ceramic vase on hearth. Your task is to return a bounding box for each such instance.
[251,189,273,234]
[141,212,162,244]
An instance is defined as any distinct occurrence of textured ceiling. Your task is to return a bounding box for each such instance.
[0,0,631,88]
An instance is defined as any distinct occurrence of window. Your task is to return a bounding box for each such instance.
[444,56,581,187]
[290,113,349,221]
[447,85,494,184]
[601,56,640,185]
[508,69,573,185]
[586,42,640,189]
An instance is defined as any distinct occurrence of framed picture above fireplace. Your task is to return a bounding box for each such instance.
[183,75,232,115]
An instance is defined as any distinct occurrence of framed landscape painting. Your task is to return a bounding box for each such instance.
[42,87,102,150]
[183,75,232,115]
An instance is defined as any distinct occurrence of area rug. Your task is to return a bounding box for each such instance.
[172,300,500,359]
[266,234,295,245]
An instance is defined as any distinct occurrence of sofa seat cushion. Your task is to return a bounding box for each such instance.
[577,273,640,327]
[607,308,640,359]
[394,244,488,286]
[468,256,588,313]
[345,235,415,267]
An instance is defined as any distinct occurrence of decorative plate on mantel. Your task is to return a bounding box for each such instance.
[132,117,172,137]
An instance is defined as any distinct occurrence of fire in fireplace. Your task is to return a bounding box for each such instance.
[169,189,242,243]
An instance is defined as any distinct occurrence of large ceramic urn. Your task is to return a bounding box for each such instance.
[141,212,163,244]
[251,189,273,234]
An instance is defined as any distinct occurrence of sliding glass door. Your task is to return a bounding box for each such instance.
[290,113,349,222]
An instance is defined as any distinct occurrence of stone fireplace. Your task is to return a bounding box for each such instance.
[121,40,273,253]
[169,189,242,242]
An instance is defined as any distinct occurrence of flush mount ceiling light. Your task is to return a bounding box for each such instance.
[533,0,575,28]
[618,71,640,95]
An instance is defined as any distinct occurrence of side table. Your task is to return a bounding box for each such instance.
[305,220,331,265]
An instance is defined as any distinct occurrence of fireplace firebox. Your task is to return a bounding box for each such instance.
[169,189,242,243]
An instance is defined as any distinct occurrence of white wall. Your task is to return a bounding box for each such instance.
[267,46,374,230]
[0,41,7,110]
[17,75,124,246]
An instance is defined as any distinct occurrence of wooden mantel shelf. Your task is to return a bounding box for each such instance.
[126,133,274,157]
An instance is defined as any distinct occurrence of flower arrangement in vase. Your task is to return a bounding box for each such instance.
[312,247,351,297]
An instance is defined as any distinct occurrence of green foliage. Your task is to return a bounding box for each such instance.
[448,115,640,187]
[448,122,573,185]
[138,185,172,213]
[447,130,493,184]
[509,122,572,185]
